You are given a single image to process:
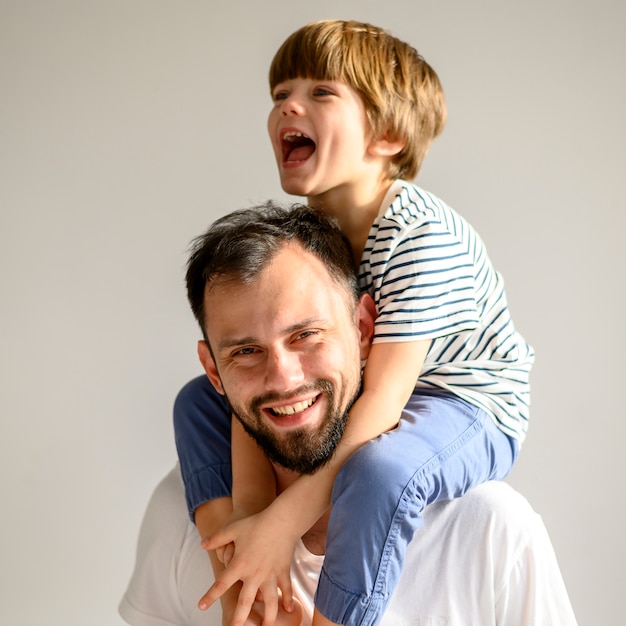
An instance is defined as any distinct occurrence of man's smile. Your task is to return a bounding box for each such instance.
[268,395,317,416]
[261,392,323,430]
[253,386,329,431]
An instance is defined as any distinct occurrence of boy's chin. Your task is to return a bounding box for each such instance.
[279,177,311,198]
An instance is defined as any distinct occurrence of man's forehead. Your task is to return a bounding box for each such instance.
[208,243,340,295]
[203,243,355,335]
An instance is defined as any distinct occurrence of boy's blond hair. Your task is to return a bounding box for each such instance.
[269,19,447,181]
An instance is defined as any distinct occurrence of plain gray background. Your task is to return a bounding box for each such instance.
[1,1,623,624]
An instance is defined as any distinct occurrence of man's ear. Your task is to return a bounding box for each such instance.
[367,133,406,157]
[197,340,225,395]
[356,294,377,360]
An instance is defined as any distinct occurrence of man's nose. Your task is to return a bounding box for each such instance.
[265,349,305,390]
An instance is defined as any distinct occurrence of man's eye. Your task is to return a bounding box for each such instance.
[233,347,257,357]
[296,330,319,341]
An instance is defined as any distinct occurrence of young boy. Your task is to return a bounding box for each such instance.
[174,19,534,626]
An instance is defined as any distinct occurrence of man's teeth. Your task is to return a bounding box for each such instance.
[272,398,315,416]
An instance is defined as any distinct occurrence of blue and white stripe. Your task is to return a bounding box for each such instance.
[359,181,534,442]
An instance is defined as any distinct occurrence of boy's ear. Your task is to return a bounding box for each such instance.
[367,133,406,157]
[197,340,225,395]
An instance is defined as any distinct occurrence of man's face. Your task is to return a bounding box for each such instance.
[198,242,373,474]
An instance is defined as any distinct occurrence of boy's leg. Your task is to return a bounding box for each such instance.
[316,390,519,626]
[173,375,233,519]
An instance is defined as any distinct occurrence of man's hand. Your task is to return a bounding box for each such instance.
[198,508,300,626]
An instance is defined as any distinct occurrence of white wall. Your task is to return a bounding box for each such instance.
[1,1,623,624]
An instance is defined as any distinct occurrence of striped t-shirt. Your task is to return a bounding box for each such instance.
[358,180,534,442]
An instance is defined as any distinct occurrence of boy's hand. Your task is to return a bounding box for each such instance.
[199,509,299,626]
[229,597,303,626]
[214,507,254,567]
[216,540,236,566]
[218,586,304,626]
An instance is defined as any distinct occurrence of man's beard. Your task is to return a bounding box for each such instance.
[227,379,358,475]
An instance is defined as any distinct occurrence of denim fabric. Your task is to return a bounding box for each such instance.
[315,390,518,625]
[174,379,518,625]
[173,375,232,520]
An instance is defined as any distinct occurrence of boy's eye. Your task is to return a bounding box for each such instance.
[313,87,333,97]
[272,90,289,101]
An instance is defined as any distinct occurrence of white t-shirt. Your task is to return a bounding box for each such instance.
[119,466,577,626]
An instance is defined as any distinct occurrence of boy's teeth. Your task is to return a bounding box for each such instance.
[284,131,307,141]
[272,398,314,416]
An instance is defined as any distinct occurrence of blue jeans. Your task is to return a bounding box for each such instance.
[174,376,518,626]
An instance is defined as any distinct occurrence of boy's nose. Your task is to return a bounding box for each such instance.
[281,95,305,116]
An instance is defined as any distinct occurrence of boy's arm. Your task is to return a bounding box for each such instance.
[337,338,431,450]
[259,338,432,538]
[196,417,284,625]
[195,496,244,624]
[231,416,276,517]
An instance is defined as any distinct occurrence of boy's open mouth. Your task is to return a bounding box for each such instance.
[282,130,316,163]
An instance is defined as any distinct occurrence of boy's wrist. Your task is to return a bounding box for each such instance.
[264,497,312,541]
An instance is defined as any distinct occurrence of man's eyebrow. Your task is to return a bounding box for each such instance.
[216,318,328,352]
[284,318,328,334]
[217,336,257,351]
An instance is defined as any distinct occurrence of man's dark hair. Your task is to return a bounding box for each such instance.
[186,202,359,340]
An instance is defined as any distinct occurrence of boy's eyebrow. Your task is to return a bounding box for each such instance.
[216,318,329,352]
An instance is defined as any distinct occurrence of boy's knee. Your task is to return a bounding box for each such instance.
[173,375,230,431]
[334,437,418,503]
[173,375,211,417]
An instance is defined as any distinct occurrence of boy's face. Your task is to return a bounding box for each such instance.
[268,77,385,203]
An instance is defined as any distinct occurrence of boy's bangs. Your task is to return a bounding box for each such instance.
[269,26,350,89]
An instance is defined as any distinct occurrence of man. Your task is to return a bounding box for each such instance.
[120,203,577,625]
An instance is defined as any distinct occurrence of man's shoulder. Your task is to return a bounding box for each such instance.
[424,481,539,543]
[459,481,536,519]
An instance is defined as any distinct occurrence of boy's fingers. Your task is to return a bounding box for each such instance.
[231,579,264,626]
[278,574,294,612]
[222,542,236,566]
[201,523,236,551]
[259,581,278,626]
[197,570,239,610]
